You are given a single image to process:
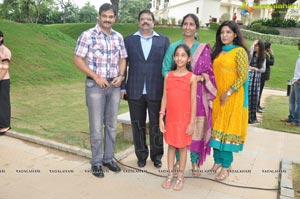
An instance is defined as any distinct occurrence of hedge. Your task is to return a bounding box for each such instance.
[241,29,300,46]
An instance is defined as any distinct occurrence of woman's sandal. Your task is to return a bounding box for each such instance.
[191,164,201,177]
[209,163,222,173]
[161,174,173,189]
[173,177,184,191]
[215,168,230,181]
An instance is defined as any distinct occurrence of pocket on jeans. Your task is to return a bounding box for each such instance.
[86,79,96,88]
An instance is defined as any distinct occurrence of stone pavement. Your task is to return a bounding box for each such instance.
[0,88,299,199]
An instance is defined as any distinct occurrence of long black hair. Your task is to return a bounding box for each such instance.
[253,40,265,69]
[211,20,249,60]
[171,44,192,72]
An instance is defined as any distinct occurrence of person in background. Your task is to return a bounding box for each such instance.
[232,13,237,22]
[0,30,12,134]
[123,9,170,168]
[160,44,197,191]
[281,40,300,127]
[257,42,274,112]
[74,3,127,178]
[162,13,217,176]
[209,21,249,181]
[248,40,266,123]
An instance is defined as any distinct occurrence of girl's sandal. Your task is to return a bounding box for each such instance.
[173,177,184,191]
[191,164,201,177]
[215,168,230,181]
[161,174,173,189]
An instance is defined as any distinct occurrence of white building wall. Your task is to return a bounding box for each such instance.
[153,0,220,26]
[152,0,277,26]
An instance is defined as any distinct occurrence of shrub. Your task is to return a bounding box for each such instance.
[251,18,297,28]
[259,26,280,35]
[220,13,230,23]
[209,22,219,30]
[251,23,262,32]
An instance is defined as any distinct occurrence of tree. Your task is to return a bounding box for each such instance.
[110,0,119,19]
[273,0,298,19]
[118,0,151,23]
[57,0,78,23]
[78,2,97,23]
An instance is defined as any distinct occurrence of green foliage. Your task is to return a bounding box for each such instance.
[259,26,280,35]
[241,29,299,45]
[251,18,297,28]
[220,13,230,22]
[249,23,280,35]
[0,0,96,24]
[251,23,262,32]
[118,0,151,23]
[78,2,97,23]
[209,22,219,31]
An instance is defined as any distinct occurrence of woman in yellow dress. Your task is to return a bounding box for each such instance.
[209,21,249,181]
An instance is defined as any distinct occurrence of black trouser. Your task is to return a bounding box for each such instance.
[0,79,11,128]
[258,76,266,108]
[128,95,163,163]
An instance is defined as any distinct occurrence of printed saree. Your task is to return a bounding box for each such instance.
[190,43,217,166]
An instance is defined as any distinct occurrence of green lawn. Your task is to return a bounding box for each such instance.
[259,95,299,134]
[1,19,298,151]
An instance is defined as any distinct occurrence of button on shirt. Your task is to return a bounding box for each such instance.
[134,30,159,94]
[74,23,127,78]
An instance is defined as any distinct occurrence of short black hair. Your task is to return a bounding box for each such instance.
[0,31,3,37]
[138,10,155,21]
[99,3,117,16]
[264,42,271,49]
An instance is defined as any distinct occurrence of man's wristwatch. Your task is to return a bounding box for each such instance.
[118,73,125,80]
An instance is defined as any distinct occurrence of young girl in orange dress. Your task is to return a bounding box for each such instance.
[159,44,197,191]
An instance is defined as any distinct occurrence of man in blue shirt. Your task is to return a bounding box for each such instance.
[123,10,170,168]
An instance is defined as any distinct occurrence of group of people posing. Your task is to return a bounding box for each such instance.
[73,3,278,191]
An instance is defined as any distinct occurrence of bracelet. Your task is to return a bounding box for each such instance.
[159,111,165,115]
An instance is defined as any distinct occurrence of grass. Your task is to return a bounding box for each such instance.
[1,19,299,152]
[11,82,130,152]
[293,163,300,199]
[259,95,300,134]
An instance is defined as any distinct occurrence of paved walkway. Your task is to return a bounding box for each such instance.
[1,89,299,199]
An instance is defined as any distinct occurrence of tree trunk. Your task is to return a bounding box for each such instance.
[110,0,119,21]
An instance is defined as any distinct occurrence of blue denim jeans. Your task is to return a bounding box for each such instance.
[288,82,300,125]
[86,79,120,166]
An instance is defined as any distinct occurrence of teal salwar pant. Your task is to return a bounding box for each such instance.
[213,148,233,168]
[175,150,199,164]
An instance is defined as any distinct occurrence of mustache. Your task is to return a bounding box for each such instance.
[103,21,111,24]
[142,22,150,26]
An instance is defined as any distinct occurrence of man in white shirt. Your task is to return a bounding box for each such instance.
[282,40,300,127]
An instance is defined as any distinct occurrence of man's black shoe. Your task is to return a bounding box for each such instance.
[153,160,162,168]
[137,161,146,168]
[103,161,121,172]
[91,165,104,178]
